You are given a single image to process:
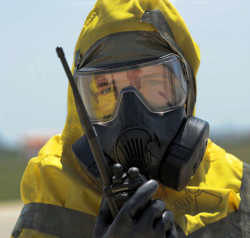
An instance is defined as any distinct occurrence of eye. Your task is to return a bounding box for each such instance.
[102,87,112,95]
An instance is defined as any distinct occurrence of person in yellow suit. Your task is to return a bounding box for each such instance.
[11,0,250,237]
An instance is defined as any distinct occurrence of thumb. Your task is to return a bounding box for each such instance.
[125,180,159,218]
[93,197,114,238]
[95,197,114,227]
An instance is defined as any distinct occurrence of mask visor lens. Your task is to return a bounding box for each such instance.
[75,55,187,123]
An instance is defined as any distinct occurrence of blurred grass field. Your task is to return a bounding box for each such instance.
[223,143,250,164]
[0,151,28,201]
[0,141,249,201]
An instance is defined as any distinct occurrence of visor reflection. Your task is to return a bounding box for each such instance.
[76,57,187,122]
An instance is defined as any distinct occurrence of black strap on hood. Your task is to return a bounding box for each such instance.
[75,31,173,70]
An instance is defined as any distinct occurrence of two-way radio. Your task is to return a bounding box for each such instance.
[56,47,145,218]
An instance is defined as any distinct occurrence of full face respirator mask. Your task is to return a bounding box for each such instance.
[72,51,209,192]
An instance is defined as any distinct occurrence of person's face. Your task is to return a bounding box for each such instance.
[93,64,174,109]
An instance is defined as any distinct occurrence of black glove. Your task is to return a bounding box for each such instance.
[93,180,177,238]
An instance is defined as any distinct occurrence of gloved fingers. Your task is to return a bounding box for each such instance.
[123,180,159,218]
[138,199,166,227]
[154,209,175,234]
[100,196,110,211]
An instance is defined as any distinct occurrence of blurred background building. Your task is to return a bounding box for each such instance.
[19,128,62,158]
[0,0,249,237]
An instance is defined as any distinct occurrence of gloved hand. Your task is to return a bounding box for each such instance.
[93,180,177,238]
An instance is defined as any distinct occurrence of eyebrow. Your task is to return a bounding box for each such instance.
[142,72,163,79]
[97,81,109,88]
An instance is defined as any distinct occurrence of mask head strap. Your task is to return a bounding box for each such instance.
[141,9,196,117]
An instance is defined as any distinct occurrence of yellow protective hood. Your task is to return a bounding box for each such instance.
[20,0,243,236]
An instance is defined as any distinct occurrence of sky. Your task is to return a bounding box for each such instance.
[0,0,250,147]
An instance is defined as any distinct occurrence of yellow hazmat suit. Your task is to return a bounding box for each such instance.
[12,1,250,237]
